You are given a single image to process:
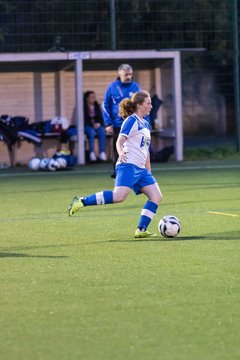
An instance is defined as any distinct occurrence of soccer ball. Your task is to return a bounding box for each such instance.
[39,157,50,170]
[158,215,181,238]
[55,156,67,169]
[48,158,61,171]
[28,157,41,171]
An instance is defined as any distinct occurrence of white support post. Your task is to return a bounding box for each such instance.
[33,72,43,122]
[154,67,163,128]
[173,52,183,161]
[58,70,66,117]
[75,58,85,165]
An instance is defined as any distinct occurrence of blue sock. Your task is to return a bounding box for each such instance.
[82,190,113,206]
[137,200,158,231]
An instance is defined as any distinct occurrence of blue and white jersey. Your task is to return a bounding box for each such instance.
[116,114,151,168]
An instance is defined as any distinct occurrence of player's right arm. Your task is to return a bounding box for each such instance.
[116,134,127,163]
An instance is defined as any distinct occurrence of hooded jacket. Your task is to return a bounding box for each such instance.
[102,79,140,129]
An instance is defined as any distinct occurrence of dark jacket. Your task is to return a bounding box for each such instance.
[84,101,104,127]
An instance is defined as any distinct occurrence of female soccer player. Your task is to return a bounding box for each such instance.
[68,90,163,238]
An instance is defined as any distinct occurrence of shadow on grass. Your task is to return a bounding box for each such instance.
[0,252,68,258]
[109,232,240,243]
[108,236,205,243]
[0,232,239,255]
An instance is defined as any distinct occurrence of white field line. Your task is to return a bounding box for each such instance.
[207,211,239,218]
[0,163,240,178]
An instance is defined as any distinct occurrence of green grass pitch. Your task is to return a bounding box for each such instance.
[0,161,240,360]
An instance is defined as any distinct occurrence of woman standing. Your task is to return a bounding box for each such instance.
[69,90,162,238]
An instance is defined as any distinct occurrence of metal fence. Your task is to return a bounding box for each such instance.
[0,0,238,138]
[0,1,233,53]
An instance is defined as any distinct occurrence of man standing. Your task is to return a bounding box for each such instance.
[102,64,140,178]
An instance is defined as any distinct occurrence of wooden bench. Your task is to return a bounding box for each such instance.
[0,127,175,167]
[1,132,62,167]
[0,131,113,167]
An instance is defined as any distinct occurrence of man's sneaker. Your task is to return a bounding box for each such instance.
[134,229,158,238]
[68,196,84,216]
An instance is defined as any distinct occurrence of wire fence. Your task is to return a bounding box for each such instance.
[0,0,237,136]
[0,1,233,53]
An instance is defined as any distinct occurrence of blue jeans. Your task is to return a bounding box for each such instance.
[85,125,106,153]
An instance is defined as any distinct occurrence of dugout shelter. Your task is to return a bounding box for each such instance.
[0,50,184,165]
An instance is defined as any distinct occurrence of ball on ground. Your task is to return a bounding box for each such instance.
[28,157,41,171]
[158,215,181,238]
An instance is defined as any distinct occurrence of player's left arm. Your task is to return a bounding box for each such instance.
[145,152,151,171]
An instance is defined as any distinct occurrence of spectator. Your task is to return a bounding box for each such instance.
[84,91,107,162]
[102,63,140,177]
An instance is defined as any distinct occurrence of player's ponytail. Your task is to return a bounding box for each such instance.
[119,99,136,119]
[119,90,150,119]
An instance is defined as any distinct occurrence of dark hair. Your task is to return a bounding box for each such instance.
[119,90,150,119]
[84,90,95,102]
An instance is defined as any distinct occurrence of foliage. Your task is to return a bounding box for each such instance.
[184,146,240,161]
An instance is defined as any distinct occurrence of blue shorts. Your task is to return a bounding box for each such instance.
[115,163,157,195]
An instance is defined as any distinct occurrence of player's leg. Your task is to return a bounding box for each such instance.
[141,182,163,205]
[68,164,135,216]
[134,181,163,238]
[82,185,131,206]
[68,186,131,216]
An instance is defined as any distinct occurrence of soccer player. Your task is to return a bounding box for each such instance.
[68,90,163,238]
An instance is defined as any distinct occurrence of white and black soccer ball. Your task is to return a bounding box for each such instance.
[55,156,67,169]
[158,215,181,238]
[48,158,61,171]
[39,157,50,170]
[28,157,41,171]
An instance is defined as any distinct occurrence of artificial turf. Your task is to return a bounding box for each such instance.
[0,160,240,360]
